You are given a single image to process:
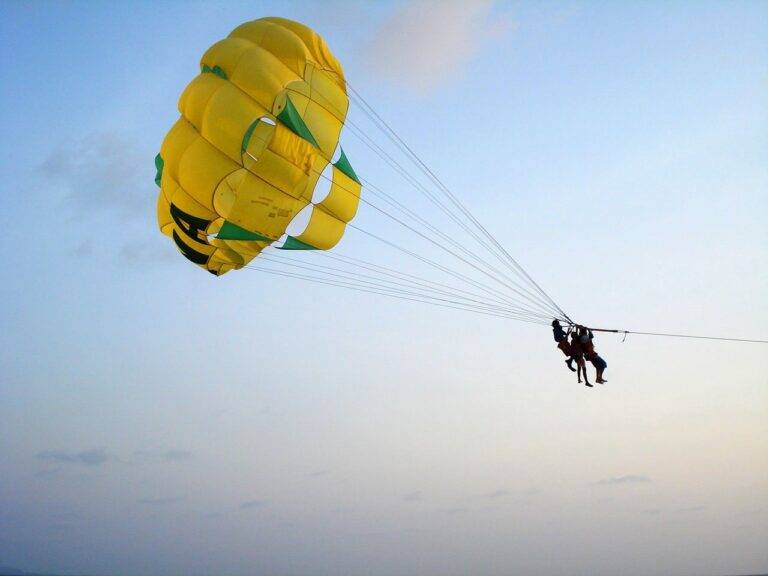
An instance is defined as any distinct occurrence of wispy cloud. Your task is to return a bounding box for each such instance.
[402,491,423,502]
[365,0,514,94]
[36,448,109,467]
[595,475,652,486]
[139,496,185,506]
[443,507,468,515]
[240,500,267,510]
[120,239,176,266]
[481,489,510,500]
[41,132,151,219]
[132,449,194,463]
[162,449,193,462]
[676,505,706,513]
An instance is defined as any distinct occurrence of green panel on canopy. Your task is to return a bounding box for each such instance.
[241,119,260,153]
[333,147,359,183]
[276,96,320,149]
[154,153,164,187]
[277,236,318,250]
[216,221,271,242]
[201,64,228,80]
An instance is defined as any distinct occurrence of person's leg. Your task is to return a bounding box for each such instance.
[581,360,592,386]
[559,342,576,372]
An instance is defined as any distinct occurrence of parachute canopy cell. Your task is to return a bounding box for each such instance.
[155,17,361,275]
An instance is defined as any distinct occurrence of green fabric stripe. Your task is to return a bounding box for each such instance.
[241,119,260,153]
[277,96,320,148]
[216,221,271,242]
[154,153,164,187]
[333,147,359,183]
[201,64,228,80]
[278,236,318,250]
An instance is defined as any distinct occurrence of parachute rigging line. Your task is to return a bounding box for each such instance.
[242,122,561,318]
[340,113,557,312]
[587,327,768,345]
[300,66,567,318]
[311,250,543,313]
[244,264,551,324]
[341,80,572,322]
[259,251,553,321]
[309,166,563,319]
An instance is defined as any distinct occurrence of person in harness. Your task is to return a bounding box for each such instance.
[570,327,592,387]
[551,320,576,373]
[577,325,608,385]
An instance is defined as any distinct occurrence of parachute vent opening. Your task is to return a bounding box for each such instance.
[310,163,334,204]
[285,204,313,238]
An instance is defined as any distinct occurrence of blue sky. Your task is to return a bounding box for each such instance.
[1,2,766,575]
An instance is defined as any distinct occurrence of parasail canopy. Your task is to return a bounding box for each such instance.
[155,17,361,275]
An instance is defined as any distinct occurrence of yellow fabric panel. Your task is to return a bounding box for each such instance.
[213,168,309,240]
[242,118,275,171]
[294,207,346,251]
[261,17,345,84]
[200,37,253,75]
[282,83,344,159]
[229,20,306,77]
[303,62,348,121]
[176,136,240,213]
[207,247,245,274]
[169,185,217,223]
[267,117,314,171]
[249,147,308,199]
[179,75,267,163]
[318,165,361,222]
[157,193,173,237]
[178,73,220,129]
[226,45,299,112]
[159,119,198,184]
[304,99,344,158]
[302,156,326,201]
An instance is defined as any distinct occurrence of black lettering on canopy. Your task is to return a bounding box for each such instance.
[172,230,210,266]
[170,203,211,245]
[169,204,212,267]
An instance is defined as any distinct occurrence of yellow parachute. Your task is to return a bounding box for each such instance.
[155,17,361,275]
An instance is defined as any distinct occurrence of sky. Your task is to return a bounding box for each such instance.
[1,1,767,575]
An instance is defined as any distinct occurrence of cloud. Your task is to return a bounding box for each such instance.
[675,505,706,513]
[365,0,514,94]
[481,489,509,499]
[74,239,95,258]
[41,132,151,219]
[162,449,193,462]
[240,500,266,510]
[139,496,185,506]
[36,448,109,467]
[132,448,194,463]
[443,507,468,515]
[119,239,176,266]
[594,475,652,486]
[402,491,423,502]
